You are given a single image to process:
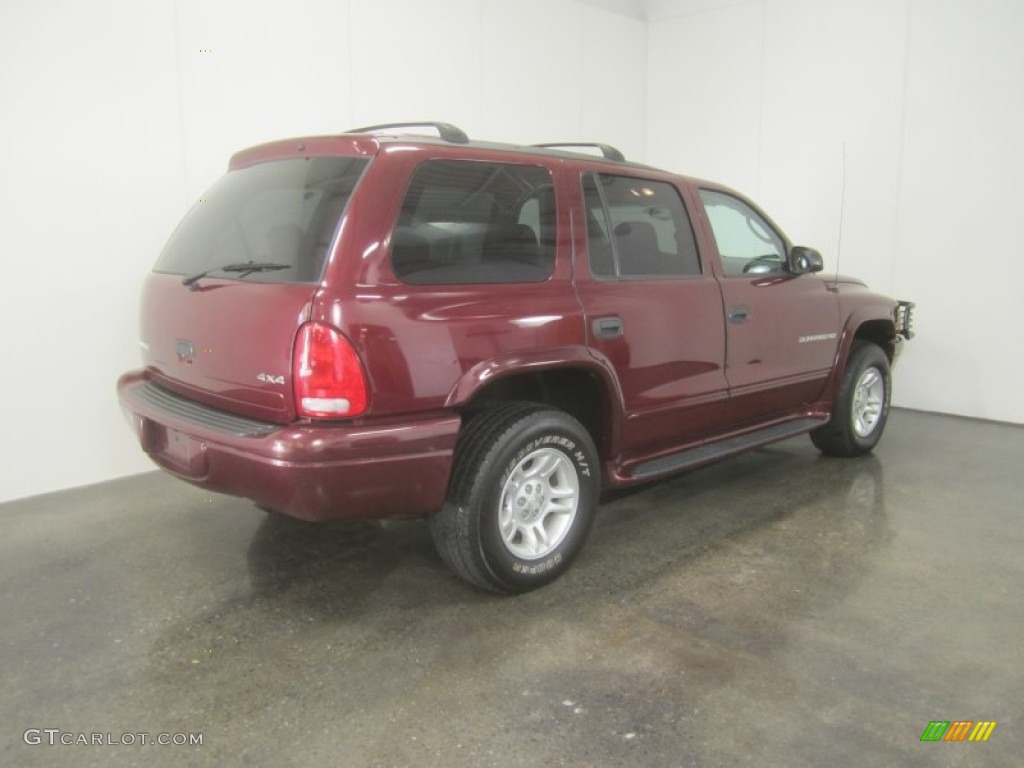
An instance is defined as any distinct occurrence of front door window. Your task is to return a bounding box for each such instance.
[699,190,785,277]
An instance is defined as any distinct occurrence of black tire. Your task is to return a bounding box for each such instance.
[811,341,891,457]
[430,403,600,594]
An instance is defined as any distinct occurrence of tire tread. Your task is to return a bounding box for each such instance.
[431,402,548,593]
[811,341,890,457]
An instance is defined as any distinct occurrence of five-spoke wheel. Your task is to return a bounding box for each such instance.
[811,341,891,457]
[430,404,599,594]
[498,447,580,560]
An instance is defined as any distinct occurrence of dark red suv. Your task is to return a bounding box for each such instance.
[118,122,914,593]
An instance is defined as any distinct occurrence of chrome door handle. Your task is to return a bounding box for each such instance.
[728,306,751,323]
[593,316,624,338]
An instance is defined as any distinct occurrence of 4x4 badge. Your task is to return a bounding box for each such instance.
[257,373,285,385]
[176,339,195,364]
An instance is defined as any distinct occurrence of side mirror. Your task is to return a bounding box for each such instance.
[789,246,823,274]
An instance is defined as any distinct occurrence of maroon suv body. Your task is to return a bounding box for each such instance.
[118,123,913,593]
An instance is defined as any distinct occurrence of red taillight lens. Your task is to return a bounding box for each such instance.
[292,323,368,418]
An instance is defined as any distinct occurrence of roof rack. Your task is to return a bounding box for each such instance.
[532,143,625,162]
[346,122,470,145]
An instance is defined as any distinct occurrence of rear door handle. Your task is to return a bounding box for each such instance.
[593,316,623,338]
[728,306,751,323]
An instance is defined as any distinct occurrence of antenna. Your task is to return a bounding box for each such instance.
[832,141,847,292]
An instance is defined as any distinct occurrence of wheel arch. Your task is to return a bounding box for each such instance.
[444,347,623,460]
[854,318,898,362]
[821,308,897,407]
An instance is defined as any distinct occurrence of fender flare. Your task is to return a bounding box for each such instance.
[822,304,897,405]
[444,345,626,455]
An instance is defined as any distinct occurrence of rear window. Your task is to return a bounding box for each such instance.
[155,156,368,283]
[391,159,555,284]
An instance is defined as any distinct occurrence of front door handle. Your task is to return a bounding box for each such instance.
[593,316,624,338]
[728,306,751,323]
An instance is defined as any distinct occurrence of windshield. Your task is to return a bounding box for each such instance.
[155,156,368,284]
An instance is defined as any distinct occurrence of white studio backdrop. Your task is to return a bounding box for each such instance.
[0,0,1019,504]
[647,0,1024,425]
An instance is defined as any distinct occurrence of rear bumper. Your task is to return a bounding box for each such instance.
[117,371,460,521]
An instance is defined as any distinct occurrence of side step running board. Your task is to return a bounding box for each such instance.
[629,418,825,480]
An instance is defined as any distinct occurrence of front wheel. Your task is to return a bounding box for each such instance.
[430,403,600,594]
[811,342,891,457]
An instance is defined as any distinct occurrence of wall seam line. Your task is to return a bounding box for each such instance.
[890,0,914,296]
[171,0,190,207]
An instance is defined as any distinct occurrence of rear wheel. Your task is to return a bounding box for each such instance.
[431,403,600,594]
[811,341,891,457]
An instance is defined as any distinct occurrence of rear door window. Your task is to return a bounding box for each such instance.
[583,172,701,279]
[391,160,555,284]
[155,156,368,283]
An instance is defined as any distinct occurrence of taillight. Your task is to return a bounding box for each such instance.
[292,323,368,418]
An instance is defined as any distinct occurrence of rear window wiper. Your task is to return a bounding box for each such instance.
[182,261,291,288]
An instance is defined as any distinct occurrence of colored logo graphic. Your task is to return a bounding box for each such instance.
[920,721,997,742]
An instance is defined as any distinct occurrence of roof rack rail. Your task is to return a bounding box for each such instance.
[346,122,470,145]
[532,143,625,162]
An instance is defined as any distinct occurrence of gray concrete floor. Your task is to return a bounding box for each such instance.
[1,409,1021,767]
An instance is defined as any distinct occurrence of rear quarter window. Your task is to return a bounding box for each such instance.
[391,159,555,285]
[155,156,368,283]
